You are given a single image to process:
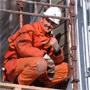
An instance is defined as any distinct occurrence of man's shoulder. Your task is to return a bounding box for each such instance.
[24,22,40,35]
[8,24,34,41]
[8,22,39,40]
[23,23,39,32]
[22,24,34,31]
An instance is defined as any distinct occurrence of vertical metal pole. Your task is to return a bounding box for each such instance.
[34,3,37,14]
[65,8,72,79]
[82,0,90,90]
[17,2,24,28]
[49,0,51,7]
[3,0,6,9]
[70,0,79,90]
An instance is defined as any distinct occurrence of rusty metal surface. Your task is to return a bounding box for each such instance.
[0,9,70,20]
[65,8,72,81]
[70,0,79,90]
[11,0,70,8]
[34,3,37,14]
[3,0,6,9]
[17,1,24,28]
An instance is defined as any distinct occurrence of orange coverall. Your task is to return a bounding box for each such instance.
[4,20,68,87]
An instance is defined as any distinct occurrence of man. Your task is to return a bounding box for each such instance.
[3,7,69,87]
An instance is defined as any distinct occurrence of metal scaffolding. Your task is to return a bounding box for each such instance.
[0,0,79,90]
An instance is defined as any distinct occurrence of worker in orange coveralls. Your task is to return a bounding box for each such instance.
[3,7,69,87]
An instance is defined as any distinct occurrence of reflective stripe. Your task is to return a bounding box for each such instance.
[55,65,59,72]
[40,39,50,46]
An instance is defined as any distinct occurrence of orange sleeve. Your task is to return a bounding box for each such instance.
[15,25,46,57]
[49,47,64,64]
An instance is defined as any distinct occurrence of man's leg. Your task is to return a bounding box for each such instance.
[7,57,47,85]
[39,62,69,87]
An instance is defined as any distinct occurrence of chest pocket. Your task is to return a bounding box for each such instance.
[34,35,51,49]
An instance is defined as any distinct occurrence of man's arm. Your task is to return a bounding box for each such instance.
[49,37,64,64]
[14,25,46,57]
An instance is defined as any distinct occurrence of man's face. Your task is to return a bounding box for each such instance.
[41,17,57,33]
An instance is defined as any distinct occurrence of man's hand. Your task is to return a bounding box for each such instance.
[42,54,55,80]
[50,37,60,52]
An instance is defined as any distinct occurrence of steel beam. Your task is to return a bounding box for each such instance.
[11,0,70,8]
[0,9,70,20]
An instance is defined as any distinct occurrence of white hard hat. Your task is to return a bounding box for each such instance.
[44,7,62,25]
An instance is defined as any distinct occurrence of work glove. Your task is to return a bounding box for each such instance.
[43,54,55,80]
[42,54,51,60]
[50,37,60,52]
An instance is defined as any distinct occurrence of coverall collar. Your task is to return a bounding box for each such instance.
[38,20,47,35]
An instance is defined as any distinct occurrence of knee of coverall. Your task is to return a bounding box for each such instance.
[27,57,47,76]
